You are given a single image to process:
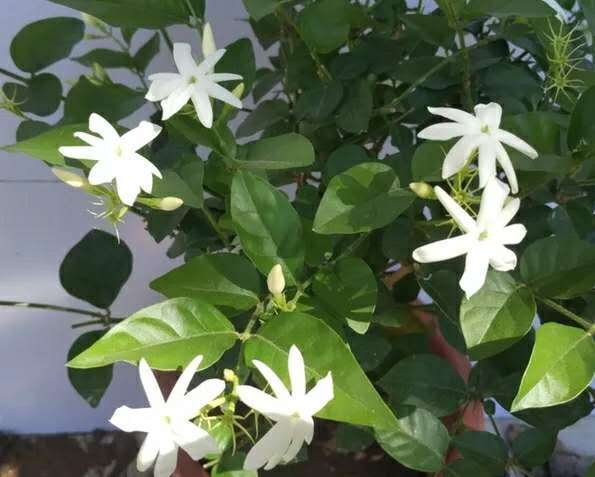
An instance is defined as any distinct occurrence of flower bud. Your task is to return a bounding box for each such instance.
[202,22,217,57]
[409,182,435,199]
[158,197,184,211]
[267,264,285,297]
[52,167,88,188]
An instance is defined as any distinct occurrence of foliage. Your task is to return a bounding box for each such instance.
[1,0,595,475]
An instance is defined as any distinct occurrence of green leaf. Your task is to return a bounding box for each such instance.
[511,428,557,468]
[49,0,198,28]
[215,38,255,95]
[520,235,595,299]
[63,76,145,123]
[466,0,558,17]
[150,253,262,313]
[452,431,508,475]
[3,123,85,166]
[231,170,304,284]
[134,32,160,71]
[67,331,113,407]
[375,406,450,473]
[3,73,62,117]
[412,141,451,182]
[68,297,238,370]
[74,48,133,69]
[401,14,454,48]
[324,144,369,181]
[587,461,595,477]
[442,459,491,477]
[337,80,373,133]
[511,323,595,412]
[335,424,375,453]
[243,0,279,21]
[569,86,595,150]
[313,163,414,235]
[60,230,132,309]
[244,311,398,429]
[313,257,377,328]
[16,120,51,141]
[294,80,344,121]
[168,115,236,159]
[379,354,467,417]
[298,0,352,53]
[236,133,314,171]
[11,17,84,73]
[152,156,204,209]
[460,272,536,360]
[237,100,289,138]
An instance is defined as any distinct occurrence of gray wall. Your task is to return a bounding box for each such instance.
[0,0,257,434]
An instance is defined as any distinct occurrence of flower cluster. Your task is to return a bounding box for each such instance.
[110,345,333,477]
[412,103,535,298]
[57,23,242,210]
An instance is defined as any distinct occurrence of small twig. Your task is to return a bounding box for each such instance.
[0,300,108,320]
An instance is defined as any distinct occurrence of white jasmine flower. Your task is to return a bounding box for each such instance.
[267,264,286,297]
[238,346,334,471]
[145,36,243,127]
[58,113,163,206]
[110,356,224,477]
[412,177,527,298]
[418,103,538,194]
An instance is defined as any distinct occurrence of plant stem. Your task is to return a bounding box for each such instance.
[202,206,231,248]
[160,28,175,53]
[537,296,593,332]
[0,67,27,82]
[0,300,108,320]
[72,318,123,329]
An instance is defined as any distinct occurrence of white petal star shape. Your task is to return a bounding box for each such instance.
[418,103,538,194]
[145,35,242,127]
[238,346,334,471]
[412,177,527,298]
[109,356,224,477]
[58,113,163,206]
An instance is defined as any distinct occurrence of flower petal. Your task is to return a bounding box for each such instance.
[173,43,197,76]
[427,106,478,127]
[88,159,117,185]
[207,72,243,82]
[497,198,521,228]
[196,49,226,76]
[237,385,289,421]
[459,246,490,298]
[244,420,293,471]
[477,177,510,231]
[412,234,475,263]
[109,406,156,433]
[442,135,482,179]
[282,419,310,464]
[205,81,243,109]
[116,174,141,206]
[139,358,166,408]
[495,129,538,159]
[253,360,291,400]
[288,345,306,399]
[434,186,477,234]
[191,89,214,129]
[137,432,160,472]
[301,372,333,416]
[499,223,527,245]
[146,73,185,101]
[167,355,203,405]
[161,85,193,121]
[202,22,217,58]
[489,245,518,271]
[154,439,178,477]
[172,420,218,460]
[89,113,119,142]
[474,103,502,129]
[417,122,468,141]
[58,146,99,161]
[73,131,103,147]
[121,121,162,152]
[477,140,497,189]
[493,139,519,194]
[178,379,226,420]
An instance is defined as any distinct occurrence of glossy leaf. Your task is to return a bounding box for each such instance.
[150,253,262,312]
[337,80,373,133]
[3,73,62,116]
[313,163,414,235]
[68,298,238,370]
[235,133,314,170]
[243,0,279,21]
[237,100,289,137]
[511,323,595,412]
[74,49,133,69]
[298,0,352,53]
[460,272,536,360]
[231,170,304,284]
[60,230,132,309]
[133,32,160,71]
[512,428,557,468]
[152,156,204,209]
[452,431,508,475]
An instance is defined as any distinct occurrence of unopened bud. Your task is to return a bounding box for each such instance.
[267,264,285,297]
[202,22,217,57]
[52,167,88,188]
[158,197,184,211]
[409,182,435,199]
[223,369,238,383]
[231,82,244,100]
[81,13,107,32]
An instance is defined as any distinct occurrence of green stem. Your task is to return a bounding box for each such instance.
[184,0,204,39]
[202,207,231,248]
[0,300,108,320]
[72,318,123,329]
[0,67,27,82]
[236,304,264,382]
[447,1,473,111]
[537,296,593,332]
[160,28,175,54]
